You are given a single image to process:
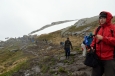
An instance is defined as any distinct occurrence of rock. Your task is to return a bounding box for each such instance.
[31,66,41,73]
[60,56,66,60]
[72,71,88,76]
[10,49,19,52]
[0,47,4,49]
[56,63,64,67]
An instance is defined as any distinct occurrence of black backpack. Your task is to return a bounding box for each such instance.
[65,40,71,48]
[84,26,101,67]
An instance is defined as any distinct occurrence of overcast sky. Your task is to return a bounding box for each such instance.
[0,0,115,41]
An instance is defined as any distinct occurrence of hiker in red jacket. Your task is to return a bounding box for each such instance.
[90,11,115,76]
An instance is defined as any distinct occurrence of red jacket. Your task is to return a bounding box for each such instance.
[90,11,115,60]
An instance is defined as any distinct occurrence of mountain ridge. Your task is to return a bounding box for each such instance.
[0,16,115,76]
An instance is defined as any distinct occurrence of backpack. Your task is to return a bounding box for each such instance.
[84,26,101,67]
[65,40,71,48]
[84,36,93,46]
[83,26,101,49]
[84,36,88,45]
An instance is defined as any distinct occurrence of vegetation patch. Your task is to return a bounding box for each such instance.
[0,59,27,76]
[58,67,67,73]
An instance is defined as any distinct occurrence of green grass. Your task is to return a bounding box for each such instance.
[37,30,61,40]
[0,50,24,64]
[39,56,59,73]
[41,65,50,73]
[0,60,27,76]
[58,67,67,73]
[0,46,28,76]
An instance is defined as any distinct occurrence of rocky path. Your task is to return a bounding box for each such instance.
[12,50,92,76]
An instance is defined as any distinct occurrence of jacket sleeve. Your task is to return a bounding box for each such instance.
[102,36,115,46]
[102,26,115,46]
[70,41,73,49]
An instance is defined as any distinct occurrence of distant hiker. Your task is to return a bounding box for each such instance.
[60,42,63,46]
[60,42,64,47]
[90,11,115,76]
[43,39,47,44]
[64,37,73,59]
[86,33,93,48]
[81,41,87,57]
[45,39,47,44]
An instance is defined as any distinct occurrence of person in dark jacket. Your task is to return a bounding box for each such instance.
[90,11,115,76]
[64,37,73,59]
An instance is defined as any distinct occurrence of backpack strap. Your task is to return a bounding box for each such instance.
[93,26,101,49]
[95,26,101,35]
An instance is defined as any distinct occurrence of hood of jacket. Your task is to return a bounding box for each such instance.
[99,11,113,27]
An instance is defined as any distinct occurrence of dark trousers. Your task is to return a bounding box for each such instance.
[91,59,115,76]
[65,48,70,58]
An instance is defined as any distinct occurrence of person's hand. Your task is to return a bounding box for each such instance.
[87,48,90,52]
[91,47,93,49]
[96,35,103,40]
[87,47,94,52]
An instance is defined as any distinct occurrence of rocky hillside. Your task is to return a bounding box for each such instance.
[0,16,115,76]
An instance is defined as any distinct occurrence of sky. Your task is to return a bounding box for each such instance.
[0,0,115,41]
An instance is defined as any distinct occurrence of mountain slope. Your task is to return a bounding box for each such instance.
[0,16,115,76]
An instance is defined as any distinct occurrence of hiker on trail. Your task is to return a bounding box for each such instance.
[81,41,86,57]
[86,33,93,48]
[84,33,93,49]
[81,33,93,57]
[64,37,73,59]
[60,41,64,47]
[90,11,115,76]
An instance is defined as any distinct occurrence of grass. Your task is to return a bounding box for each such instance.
[37,30,61,41]
[0,46,28,76]
[0,50,24,65]
[58,67,67,73]
[41,65,50,73]
[37,56,59,73]
[0,59,27,76]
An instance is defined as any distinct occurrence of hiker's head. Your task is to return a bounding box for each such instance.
[89,33,93,37]
[67,37,69,40]
[99,12,107,25]
[99,12,107,19]
[99,11,113,25]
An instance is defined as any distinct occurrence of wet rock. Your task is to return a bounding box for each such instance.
[31,66,40,73]
[72,71,88,76]
[10,49,19,52]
